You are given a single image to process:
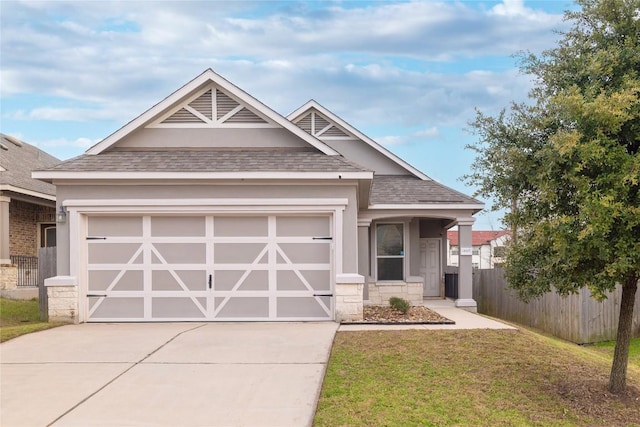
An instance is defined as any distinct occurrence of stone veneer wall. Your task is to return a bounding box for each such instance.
[335,274,365,322]
[368,278,424,306]
[0,265,18,290]
[46,277,79,323]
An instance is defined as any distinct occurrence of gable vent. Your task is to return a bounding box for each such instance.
[188,89,213,120]
[297,114,313,133]
[314,114,330,130]
[216,91,240,119]
[320,125,349,137]
[151,85,274,128]
[224,107,267,123]
[162,108,205,123]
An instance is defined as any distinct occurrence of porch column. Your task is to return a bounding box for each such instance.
[357,219,371,300]
[456,218,477,312]
[0,195,10,265]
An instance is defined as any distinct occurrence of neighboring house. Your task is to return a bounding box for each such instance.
[34,69,483,323]
[447,230,510,269]
[0,134,59,289]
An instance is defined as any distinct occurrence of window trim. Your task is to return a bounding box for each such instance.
[374,222,406,281]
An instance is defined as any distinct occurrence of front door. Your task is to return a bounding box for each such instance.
[420,238,440,297]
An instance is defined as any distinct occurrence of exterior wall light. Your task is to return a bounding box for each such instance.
[56,206,67,224]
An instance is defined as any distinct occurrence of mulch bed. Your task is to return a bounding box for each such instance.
[342,305,455,325]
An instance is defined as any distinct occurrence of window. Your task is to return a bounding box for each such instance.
[472,246,480,255]
[493,246,506,257]
[40,224,56,247]
[376,223,404,280]
[451,246,459,255]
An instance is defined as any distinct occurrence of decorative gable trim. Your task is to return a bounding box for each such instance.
[86,69,339,156]
[294,110,352,139]
[149,85,274,128]
[288,100,429,180]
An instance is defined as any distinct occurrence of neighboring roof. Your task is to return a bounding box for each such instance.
[34,150,371,181]
[0,134,58,199]
[288,100,429,180]
[447,230,510,246]
[86,69,339,156]
[369,175,483,207]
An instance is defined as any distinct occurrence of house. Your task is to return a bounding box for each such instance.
[33,69,483,323]
[0,134,59,292]
[447,230,510,269]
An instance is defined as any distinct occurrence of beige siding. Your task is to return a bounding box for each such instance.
[321,139,408,175]
[113,128,314,150]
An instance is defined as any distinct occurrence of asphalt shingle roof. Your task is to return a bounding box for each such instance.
[0,134,59,196]
[40,150,370,173]
[370,175,482,205]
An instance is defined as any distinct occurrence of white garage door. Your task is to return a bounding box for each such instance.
[86,215,333,321]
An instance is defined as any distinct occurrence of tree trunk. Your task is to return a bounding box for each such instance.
[608,275,638,393]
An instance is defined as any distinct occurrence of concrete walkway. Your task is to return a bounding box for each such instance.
[0,322,338,427]
[339,299,516,331]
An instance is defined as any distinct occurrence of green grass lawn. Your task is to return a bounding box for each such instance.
[590,338,640,370]
[315,329,640,427]
[0,298,63,342]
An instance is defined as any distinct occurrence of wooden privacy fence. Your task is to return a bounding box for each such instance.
[38,247,57,321]
[473,267,640,344]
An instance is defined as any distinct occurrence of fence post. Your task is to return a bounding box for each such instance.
[38,247,57,321]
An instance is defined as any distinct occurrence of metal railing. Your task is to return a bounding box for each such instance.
[10,255,39,287]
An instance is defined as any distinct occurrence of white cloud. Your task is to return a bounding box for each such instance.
[413,127,441,138]
[34,136,98,149]
[8,107,122,122]
[376,135,406,147]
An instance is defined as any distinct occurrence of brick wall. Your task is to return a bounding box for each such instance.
[9,200,55,257]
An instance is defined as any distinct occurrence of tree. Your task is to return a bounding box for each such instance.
[465,0,640,393]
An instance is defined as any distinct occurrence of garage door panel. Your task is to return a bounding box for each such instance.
[276,270,308,291]
[110,271,144,291]
[152,297,206,318]
[91,297,144,319]
[216,297,269,318]
[151,216,205,236]
[88,216,142,237]
[277,243,330,264]
[152,270,184,291]
[277,297,330,318]
[276,216,329,236]
[88,271,120,291]
[300,270,331,291]
[214,216,268,237]
[176,270,207,291]
[89,243,142,264]
[152,243,206,264]
[214,243,267,264]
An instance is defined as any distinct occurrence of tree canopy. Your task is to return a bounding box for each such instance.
[465,0,639,393]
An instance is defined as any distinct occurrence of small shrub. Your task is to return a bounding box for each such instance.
[389,297,411,314]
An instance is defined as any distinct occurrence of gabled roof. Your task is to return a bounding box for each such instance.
[370,175,483,210]
[447,230,510,246]
[34,150,371,181]
[86,69,339,156]
[0,134,58,200]
[287,100,429,180]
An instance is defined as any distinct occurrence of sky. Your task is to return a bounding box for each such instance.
[0,0,577,229]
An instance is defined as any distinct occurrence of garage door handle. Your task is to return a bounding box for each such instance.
[312,237,333,240]
[208,274,212,289]
[313,293,333,297]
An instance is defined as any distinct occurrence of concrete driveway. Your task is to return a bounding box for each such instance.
[1,322,338,427]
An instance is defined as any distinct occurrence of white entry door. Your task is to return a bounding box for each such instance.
[85,214,333,322]
[420,238,441,297]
